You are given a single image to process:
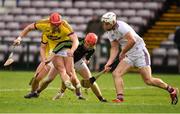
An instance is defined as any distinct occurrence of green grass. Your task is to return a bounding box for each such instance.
[0,71,180,113]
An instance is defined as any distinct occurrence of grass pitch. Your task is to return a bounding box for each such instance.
[0,71,180,113]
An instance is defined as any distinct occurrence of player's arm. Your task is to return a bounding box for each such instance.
[63,20,79,56]
[107,40,119,64]
[119,32,136,60]
[104,40,119,71]
[13,23,36,45]
[19,23,36,38]
[68,33,79,56]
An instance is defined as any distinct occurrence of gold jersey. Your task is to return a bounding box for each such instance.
[35,18,74,57]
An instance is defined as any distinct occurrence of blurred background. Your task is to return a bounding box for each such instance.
[0,0,180,73]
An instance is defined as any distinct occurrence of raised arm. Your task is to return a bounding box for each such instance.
[13,23,36,45]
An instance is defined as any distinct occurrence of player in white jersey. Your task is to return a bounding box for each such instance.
[101,12,178,104]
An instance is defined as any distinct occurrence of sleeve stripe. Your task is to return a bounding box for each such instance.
[41,41,47,44]
[67,32,74,36]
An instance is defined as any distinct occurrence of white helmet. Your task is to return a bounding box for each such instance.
[101,12,116,25]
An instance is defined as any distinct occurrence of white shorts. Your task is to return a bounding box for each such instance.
[56,49,68,57]
[74,59,88,71]
[123,47,151,68]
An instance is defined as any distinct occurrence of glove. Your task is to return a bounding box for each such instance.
[13,37,22,46]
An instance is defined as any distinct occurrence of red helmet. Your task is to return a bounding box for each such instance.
[85,33,98,46]
[50,12,61,25]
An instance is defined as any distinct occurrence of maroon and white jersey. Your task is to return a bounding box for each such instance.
[107,21,146,56]
[106,20,151,67]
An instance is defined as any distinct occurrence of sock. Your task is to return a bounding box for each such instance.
[61,88,65,93]
[167,85,174,93]
[58,91,64,96]
[76,89,81,97]
[117,93,123,100]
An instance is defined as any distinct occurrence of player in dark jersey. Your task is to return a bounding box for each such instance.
[29,33,107,102]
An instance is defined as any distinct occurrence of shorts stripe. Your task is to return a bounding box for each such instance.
[53,41,72,54]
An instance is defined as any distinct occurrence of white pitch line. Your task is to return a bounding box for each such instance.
[0,87,58,92]
[125,86,153,90]
[0,86,153,92]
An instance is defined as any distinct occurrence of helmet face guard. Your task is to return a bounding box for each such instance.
[101,12,116,25]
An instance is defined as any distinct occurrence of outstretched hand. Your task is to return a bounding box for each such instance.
[13,37,22,46]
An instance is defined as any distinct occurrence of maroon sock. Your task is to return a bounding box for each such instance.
[76,92,81,96]
[117,93,123,100]
[76,90,81,97]
[167,85,174,93]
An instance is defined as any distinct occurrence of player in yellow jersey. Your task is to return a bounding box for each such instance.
[23,35,84,99]
[13,12,80,96]
[25,33,107,102]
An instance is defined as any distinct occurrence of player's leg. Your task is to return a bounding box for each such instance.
[75,60,106,102]
[64,56,81,88]
[36,64,58,94]
[80,72,105,101]
[71,80,85,100]
[139,66,179,105]
[52,75,85,100]
[64,56,82,98]
[52,59,84,101]
[138,48,178,105]
[31,62,50,92]
[52,55,75,91]
[52,81,67,100]
[90,82,108,102]
[139,66,168,88]
[24,62,50,98]
[112,60,132,102]
[52,59,84,100]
